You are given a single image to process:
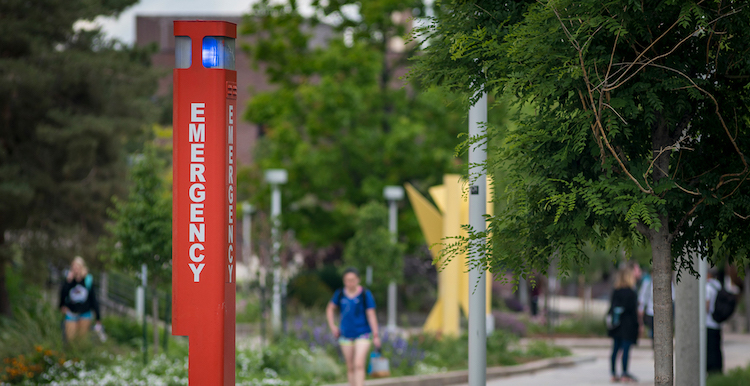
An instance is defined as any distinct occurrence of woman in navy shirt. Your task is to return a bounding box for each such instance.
[326,268,381,386]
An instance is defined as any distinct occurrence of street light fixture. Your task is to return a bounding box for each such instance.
[265,169,287,333]
[383,185,404,332]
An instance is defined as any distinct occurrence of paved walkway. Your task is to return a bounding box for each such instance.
[453,334,750,386]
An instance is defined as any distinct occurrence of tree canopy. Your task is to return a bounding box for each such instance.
[412,1,750,384]
[240,0,466,252]
[105,146,173,287]
[343,201,404,301]
[0,0,160,316]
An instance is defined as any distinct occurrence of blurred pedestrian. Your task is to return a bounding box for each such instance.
[529,272,543,318]
[637,268,654,344]
[326,267,381,386]
[59,256,101,343]
[628,261,642,287]
[608,268,640,383]
[705,267,740,374]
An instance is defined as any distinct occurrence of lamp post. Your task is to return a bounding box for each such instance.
[468,91,488,386]
[383,185,404,332]
[265,169,287,333]
[242,202,253,265]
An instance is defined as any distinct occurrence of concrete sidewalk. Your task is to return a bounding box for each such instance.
[326,356,595,386]
[458,333,750,386]
[454,347,655,386]
[330,334,750,386]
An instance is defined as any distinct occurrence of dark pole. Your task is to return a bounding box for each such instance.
[163,291,170,354]
[282,277,287,335]
[143,288,148,365]
[260,271,266,345]
[141,264,148,365]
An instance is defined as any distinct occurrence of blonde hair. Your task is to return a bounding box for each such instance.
[72,256,88,278]
[614,268,635,289]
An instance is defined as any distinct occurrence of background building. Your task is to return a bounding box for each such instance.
[135,15,333,166]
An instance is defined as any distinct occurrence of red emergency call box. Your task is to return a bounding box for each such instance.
[172,20,237,385]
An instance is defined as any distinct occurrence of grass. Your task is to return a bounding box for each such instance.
[708,364,750,386]
[526,314,608,337]
[383,331,570,376]
[0,300,65,361]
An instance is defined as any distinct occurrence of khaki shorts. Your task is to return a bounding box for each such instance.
[338,333,371,346]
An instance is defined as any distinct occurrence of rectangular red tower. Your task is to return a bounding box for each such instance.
[172,20,237,386]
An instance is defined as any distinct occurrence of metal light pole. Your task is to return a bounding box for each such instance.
[384,185,404,332]
[468,91,487,386]
[676,248,700,386]
[265,169,287,333]
[141,263,148,365]
[242,202,254,317]
[242,202,253,265]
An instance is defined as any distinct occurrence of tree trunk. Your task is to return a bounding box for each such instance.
[0,230,12,318]
[650,216,674,386]
[648,118,675,385]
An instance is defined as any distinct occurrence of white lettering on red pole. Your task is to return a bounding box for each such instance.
[189,102,206,282]
[227,104,235,282]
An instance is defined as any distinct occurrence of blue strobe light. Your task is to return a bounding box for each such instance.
[202,37,220,68]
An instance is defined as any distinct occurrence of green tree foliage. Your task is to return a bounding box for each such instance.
[343,202,404,300]
[0,0,159,317]
[412,1,750,384]
[240,0,465,250]
[105,147,172,286]
[104,146,171,354]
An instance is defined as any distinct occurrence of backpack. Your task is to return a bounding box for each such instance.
[711,283,737,324]
[84,274,93,291]
[333,287,369,314]
[606,306,625,331]
[606,290,627,331]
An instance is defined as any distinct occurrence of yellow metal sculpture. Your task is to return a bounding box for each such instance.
[405,174,493,336]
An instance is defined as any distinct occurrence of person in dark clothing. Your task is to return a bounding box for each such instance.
[705,267,724,374]
[608,267,640,383]
[59,256,101,342]
[529,273,543,317]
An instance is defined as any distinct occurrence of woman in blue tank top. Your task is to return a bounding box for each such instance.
[326,268,380,386]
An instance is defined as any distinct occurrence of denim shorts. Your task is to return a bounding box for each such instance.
[338,333,371,346]
[65,311,93,322]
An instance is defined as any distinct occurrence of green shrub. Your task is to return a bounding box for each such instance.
[0,300,64,360]
[486,330,518,366]
[253,338,339,383]
[417,330,523,371]
[708,364,750,386]
[418,334,468,370]
[526,314,608,337]
[554,315,608,337]
[236,294,262,323]
[522,340,572,359]
[102,316,143,348]
[101,315,188,358]
[287,272,334,309]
